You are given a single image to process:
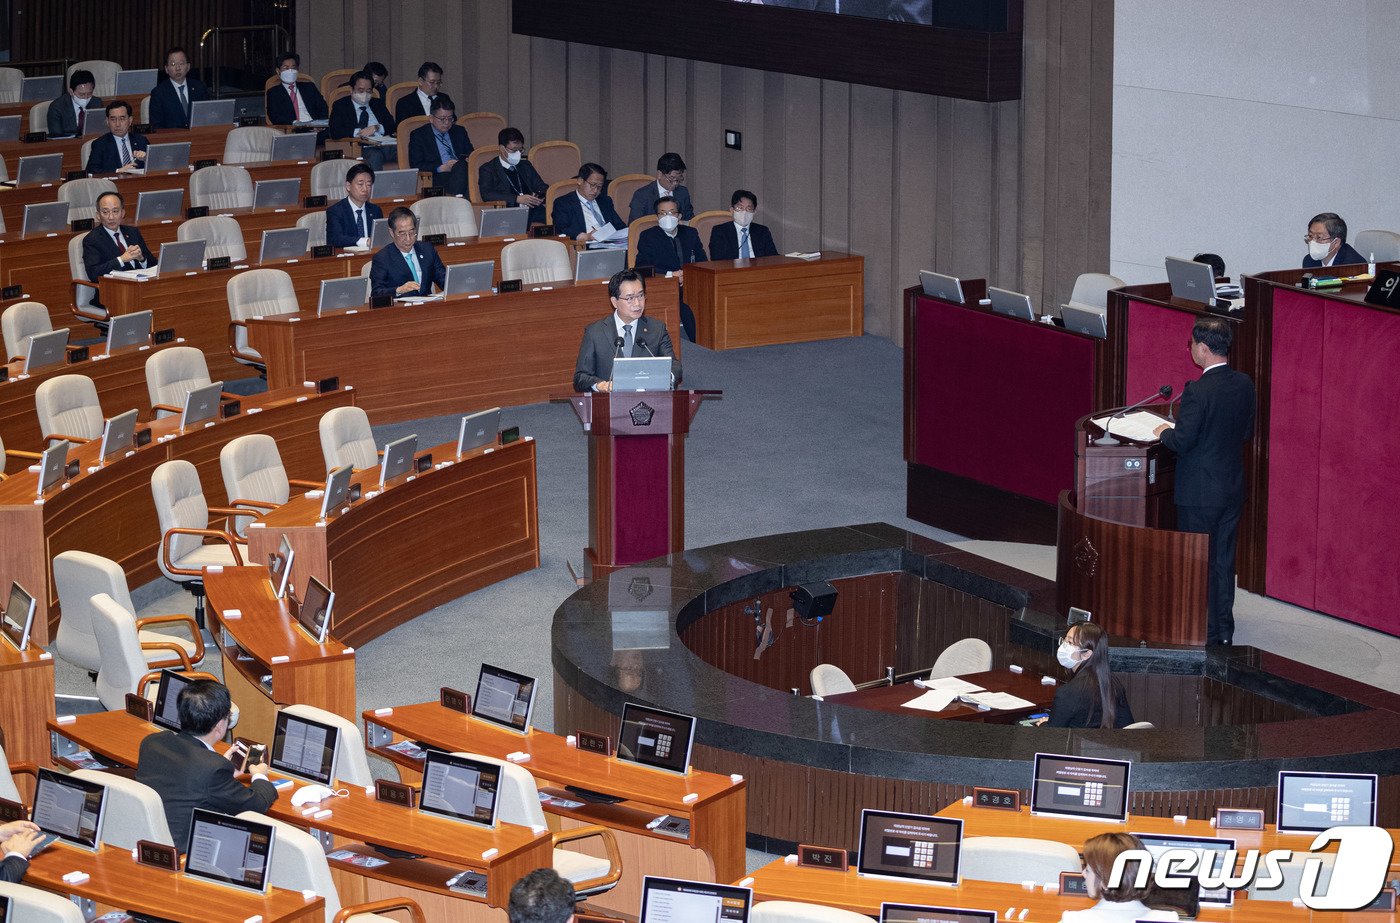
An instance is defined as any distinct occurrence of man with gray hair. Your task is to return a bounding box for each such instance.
[1302,212,1365,268]
[508,868,575,923]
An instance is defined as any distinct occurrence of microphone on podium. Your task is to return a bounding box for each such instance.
[1096,384,1172,446]
[613,335,624,358]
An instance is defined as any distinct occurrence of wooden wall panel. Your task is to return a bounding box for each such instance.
[13,0,252,72]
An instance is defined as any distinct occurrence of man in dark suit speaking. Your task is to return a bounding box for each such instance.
[135,679,279,849]
[370,206,447,298]
[1154,316,1255,646]
[574,269,681,392]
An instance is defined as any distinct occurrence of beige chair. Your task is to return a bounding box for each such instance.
[58,176,117,222]
[691,209,731,252]
[0,432,42,480]
[410,196,476,238]
[71,769,175,848]
[189,164,254,209]
[326,85,353,111]
[145,346,234,418]
[2,300,52,361]
[219,433,320,535]
[501,239,571,285]
[1065,272,1125,312]
[178,214,247,262]
[0,67,22,104]
[297,210,328,248]
[53,549,203,674]
[223,125,278,164]
[311,158,354,201]
[68,232,105,327]
[928,638,993,680]
[227,268,300,368]
[809,663,856,697]
[527,140,582,187]
[609,173,652,219]
[28,100,51,134]
[320,68,357,100]
[1354,229,1400,262]
[395,115,429,176]
[139,94,151,124]
[750,903,873,923]
[69,60,121,96]
[0,881,86,922]
[961,836,1080,885]
[383,82,417,117]
[79,138,94,169]
[466,147,499,204]
[320,406,378,471]
[281,703,374,786]
[35,374,103,445]
[460,111,506,152]
[0,155,9,186]
[89,593,197,711]
[544,178,580,223]
[152,458,245,622]
[627,215,659,268]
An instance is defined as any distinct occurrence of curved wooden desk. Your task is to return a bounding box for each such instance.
[0,640,55,774]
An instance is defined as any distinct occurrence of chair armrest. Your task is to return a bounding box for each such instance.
[137,668,219,698]
[287,478,321,490]
[151,402,183,414]
[161,527,244,576]
[44,433,92,445]
[135,613,206,663]
[333,899,426,923]
[137,640,194,672]
[6,761,38,787]
[71,279,99,292]
[551,824,623,893]
[221,499,278,513]
[5,448,43,461]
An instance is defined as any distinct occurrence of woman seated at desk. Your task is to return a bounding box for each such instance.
[1064,832,1179,922]
[1044,622,1134,729]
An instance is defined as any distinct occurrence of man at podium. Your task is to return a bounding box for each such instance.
[573,268,681,392]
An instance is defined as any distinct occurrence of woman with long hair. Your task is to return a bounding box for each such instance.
[1062,832,1179,921]
[1045,621,1134,729]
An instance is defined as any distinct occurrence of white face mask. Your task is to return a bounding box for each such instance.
[658,214,680,232]
[504,149,522,167]
[732,209,754,228]
[1056,641,1083,670]
[279,68,298,84]
[1307,239,1332,261]
[351,91,372,106]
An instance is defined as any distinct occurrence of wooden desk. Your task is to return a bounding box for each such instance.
[363,700,748,916]
[686,253,863,349]
[0,125,233,182]
[821,670,1053,722]
[0,639,54,775]
[0,385,352,642]
[246,437,540,647]
[248,277,683,424]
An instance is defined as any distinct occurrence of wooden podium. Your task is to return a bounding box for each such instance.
[563,390,718,578]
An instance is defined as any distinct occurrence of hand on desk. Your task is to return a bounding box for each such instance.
[120,244,144,263]
[1152,423,1170,437]
[576,230,595,243]
[1,821,43,857]
[518,193,543,207]
[395,280,420,296]
[595,381,613,393]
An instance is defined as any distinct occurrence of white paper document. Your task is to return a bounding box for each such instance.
[920,676,985,695]
[592,222,626,242]
[961,691,1037,710]
[1092,410,1173,443]
[902,689,959,712]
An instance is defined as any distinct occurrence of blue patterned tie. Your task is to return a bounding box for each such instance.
[740,227,751,258]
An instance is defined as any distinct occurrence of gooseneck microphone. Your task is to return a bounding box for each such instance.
[613,335,624,358]
[1096,384,1172,446]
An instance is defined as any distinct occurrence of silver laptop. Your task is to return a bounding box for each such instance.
[443,260,494,296]
[254,178,301,209]
[373,168,419,199]
[259,227,310,263]
[159,239,206,273]
[135,188,184,222]
[114,68,158,96]
[575,247,627,283]
[1165,256,1217,304]
[478,206,529,238]
[21,75,63,102]
[189,98,235,128]
[179,380,225,428]
[320,465,354,519]
[379,434,418,487]
[99,409,139,461]
[610,356,672,392]
[270,132,317,162]
[919,269,964,304]
[318,277,370,314]
[82,112,107,136]
[1061,305,1108,339]
[16,153,64,185]
[457,407,501,455]
[143,142,191,173]
[106,310,152,352]
[987,286,1035,320]
[369,217,392,249]
[37,441,70,496]
[21,202,70,237]
[0,115,21,143]
[24,329,69,372]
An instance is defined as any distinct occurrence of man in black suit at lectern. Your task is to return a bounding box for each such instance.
[1154,316,1255,646]
[574,268,681,393]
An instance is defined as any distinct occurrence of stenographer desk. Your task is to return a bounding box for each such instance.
[0,385,352,641]
[820,669,1053,723]
[362,699,747,916]
[686,253,863,349]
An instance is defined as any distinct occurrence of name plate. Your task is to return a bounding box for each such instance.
[137,839,180,871]
[440,687,470,714]
[499,279,522,293]
[1059,872,1090,896]
[1361,889,1397,912]
[1364,269,1400,308]
[973,787,1022,811]
[317,376,339,394]
[797,844,848,871]
[185,205,209,219]
[0,798,26,823]
[310,244,332,258]
[22,131,46,143]
[207,255,231,270]
[320,149,344,161]
[2,284,23,300]
[422,185,445,198]
[1214,807,1264,830]
[66,171,87,182]
[67,346,89,363]
[303,195,328,208]
[152,328,175,344]
[124,692,154,722]
[575,730,610,756]
[375,779,416,808]
[423,233,447,245]
[220,400,241,418]
[193,158,217,170]
[531,224,555,238]
[415,453,433,473]
[70,218,94,232]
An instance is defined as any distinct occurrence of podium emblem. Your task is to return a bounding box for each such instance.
[1073,536,1099,577]
[627,576,654,602]
[628,401,655,426]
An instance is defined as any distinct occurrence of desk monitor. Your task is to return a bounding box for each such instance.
[21,75,63,102]
[987,286,1035,321]
[99,409,139,461]
[369,217,392,249]
[857,809,964,886]
[143,142,191,173]
[114,68,158,96]
[270,708,339,784]
[294,575,334,644]
[919,270,964,305]
[1060,305,1107,339]
[1276,770,1377,834]
[1031,753,1131,823]
[16,153,63,185]
[189,98,235,128]
[378,434,418,487]
[180,380,224,429]
[880,904,996,923]
[418,751,502,828]
[456,407,501,456]
[317,276,370,314]
[1133,833,1236,907]
[159,238,206,274]
[576,247,627,282]
[21,201,70,238]
[32,767,106,852]
[82,111,107,136]
[0,582,37,652]
[36,440,69,497]
[639,876,752,923]
[268,534,295,600]
[269,132,317,162]
[135,188,185,222]
[443,260,494,296]
[151,669,199,731]
[24,328,69,372]
[0,115,21,143]
[320,465,354,519]
[478,206,529,238]
[617,703,696,775]
[183,809,275,894]
[259,226,310,264]
[611,356,672,392]
[106,309,152,353]
[1165,256,1217,305]
[253,178,302,211]
[471,663,536,734]
[372,168,419,199]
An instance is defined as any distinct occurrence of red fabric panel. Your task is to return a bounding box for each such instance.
[911,296,1095,505]
[611,433,672,565]
[1125,299,1202,403]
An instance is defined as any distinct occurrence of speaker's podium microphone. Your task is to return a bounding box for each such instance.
[1096,384,1172,446]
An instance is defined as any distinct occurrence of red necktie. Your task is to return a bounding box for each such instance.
[289,86,300,121]
[77,106,85,133]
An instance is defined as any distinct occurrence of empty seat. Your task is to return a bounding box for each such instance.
[501,239,571,284]
[460,111,506,152]
[691,209,732,250]
[928,638,993,679]
[311,158,354,201]
[71,769,175,848]
[0,67,22,104]
[1065,272,1125,312]
[35,373,103,444]
[227,268,300,368]
[527,140,582,187]
[319,406,378,471]
[223,125,279,164]
[960,836,1081,885]
[178,214,246,262]
[0,881,85,922]
[809,664,857,697]
[410,196,477,238]
[89,593,198,711]
[145,346,225,418]
[1354,229,1400,262]
[2,300,52,360]
[152,458,245,621]
[297,210,327,248]
[189,164,254,209]
[280,704,374,787]
[58,177,118,222]
[609,173,653,218]
[220,433,321,535]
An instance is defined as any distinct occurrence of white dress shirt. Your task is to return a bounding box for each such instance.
[416,89,433,116]
[578,192,604,232]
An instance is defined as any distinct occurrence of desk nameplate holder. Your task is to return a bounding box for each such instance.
[575,730,610,756]
[1213,807,1264,830]
[973,787,1022,811]
[440,687,470,713]
[375,779,416,809]
[1059,871,1090,896]
[137,839,180,871]
[797,844,848,871]
[124,693,153,722]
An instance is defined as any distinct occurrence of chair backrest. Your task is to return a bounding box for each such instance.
[311,158,353,200]
[319,68,357,100]
[239,812,344,921]
[227,268,298,362]
[220,433,292,540]
[151,458,211,574]
[544,178,580,222]
[396,115,430,174]
[319,406,378,471]
[68,60,120,96]
[501,239,571,284]
[960,836,1081,885]
[0,154,8,186]
[296,210,327,248]
[1354,229,1400,262]
[451,752,547,828]
[89,592,153,710]
[384,81,417,116]
[627,215,659,268]
[691,209,731,250]
[178,214,246,262]
[146,346,214,418]
[80,138,93,169]
[460,111,506,152]
[1122,721,1156,729]
[325,85,352,109]
[28,100,50,134]
[281,703,373,786]
[527,140,582,188]
[0,67,22,104]
[1067,272,1125,311]
[750,902,874,923]
[58,177,118,222]
[411,195,477,238]
[609,173,653,217]
[466,147,498,203]
[928,638,993,680]
[53,549,136,674]
[2,300,52,360]
[223,125,278,164]
[0,881,87,922]
[71,769,175,848]
[140,94,151,123]
[809,664,856,697]
[189,164,254,209]
[0,742,19,803]
[35,373,103,441]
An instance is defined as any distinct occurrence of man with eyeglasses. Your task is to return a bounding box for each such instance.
[85,100,148,175]
[396,61,444,123]
[149,46,208,130]
[83,192,154,292]
[1301,212,1365,269]
[409,94,473,197]
[574,268,681,393]
[553,163,626,246]
[627,152,694,224]
[369,207,447,299]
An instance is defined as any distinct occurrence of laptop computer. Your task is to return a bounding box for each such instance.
[270,132,317,162]
[576,247,627,282]
[114,68,158,96]
[135,188,184,222]
[20,75,63,102]
[0,115,21,143]
[180,380,225,428]
[378,434,418,487]
[1,582,37,653]
[477,206,529,238]
[182,809,276,894]
[317,277,370,314]
[37,441,70,497]
[253,178,301,209]
[99,409,139,461]
[106,310,152,352]
[259,227,310,263]
[189,98,235,128]
[159,239,206,274]
[1061,305,1108,339]
[610,356,672,391]
[320,465,354,519]
[457,407,501,456]
[1166,255,1218,305]
[372,168,419,199]
[21,201,70,237]
[82,113,107,136]
[24,329,69,372]
[919,269,965,304]
[369,217,392,249]
[32,768,107,852]
[16,153,64,185]
[143,141,192,173]
[443,261,494,296]
[987,286,1036,320]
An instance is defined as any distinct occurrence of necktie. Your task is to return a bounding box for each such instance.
[114,231,127,265]
[435,131,454,164]
[585,198,604,227]
[404,250,420,285]
[119,137,131,167]
[178,84,189,121]
[504,167,522,194]
[77,105,85,134]
[357,106,369,130]
[740,227,751,258]
[356,208,366,239]
[289,85,301,121]
[623,323,634,358]
[672,234,683,266]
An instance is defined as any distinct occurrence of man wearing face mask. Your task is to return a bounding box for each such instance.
[1301,212,1365,269]
[265,52,328,127]
[478,127,547,225]
[328,71,396,170]
[636,196,706,342]
[708,189,778,260]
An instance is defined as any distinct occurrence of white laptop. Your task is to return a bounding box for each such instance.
[576,248,627,283]
[106,310,152,353]
[987,286,1035,320]
[99,409,139,461]
[443,261,494,296]
[369,218,392,249]
[24,329,69,372]
[253,178,301,209]
[270,133,317,162]
[16,153,64,185]
[320,465,354,519]
[372,168,419,199]
[0,115,20,143]
[189,98,235,128]
[259,227,311,263]
[115,69,159,96]
[477,206,529,238]
[1165,256,1217,305]
[180,381,225,428]
[919,269,964,304]
[20,75,63,103]
[1061,305,1107,339]
[457,407,501,455]
[611,356,672,392]
[21,202,70,237]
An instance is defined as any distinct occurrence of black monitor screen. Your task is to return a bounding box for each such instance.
[0,581,35,652]
[857,809,963,886]
[268,534,294,599]
[269,710,338,785]
[472,663,536,733]
[183,809,274,893]
[1134,833,1236,906]
[1031,753,1131,822]
[639,876,751,923]
[880,904,996,923]
[617,703,696,775]
[294,575,333,643]
[151,669,193,731]
[32,768,105,850]
[1276,771,1378,834]
[417,751,501,828]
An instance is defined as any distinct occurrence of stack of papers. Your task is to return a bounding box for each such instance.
[1091,410,1172,443]
[107,269,156,281]
[902,676,986,713]
[785,251,821,260]
[960,691,1037,710]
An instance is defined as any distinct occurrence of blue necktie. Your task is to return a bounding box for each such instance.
[356,208,366,239]
[740,227,751,258]
[404,250,420,285]
[585,198,604,226]
[434,131,454,164]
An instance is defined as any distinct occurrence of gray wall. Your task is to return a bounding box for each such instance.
[297,0,1112,341]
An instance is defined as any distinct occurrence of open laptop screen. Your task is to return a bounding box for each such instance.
[269,709,339,785]
[0,582,36,652]
[32,768,106,851]
[856,810,963,886]
[151,669,193,731]
[471,663,536,733]
[1031,753,1131,822]
[183,809,274,893]
[418,751,502,828]
[639,876,751,923]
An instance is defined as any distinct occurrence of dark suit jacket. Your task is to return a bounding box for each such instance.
[628,183,694,224]
[1159,364,1255,509]
[394,91,432,124]
[265,80,328,126]
[573,313,681,392]
[328,96,396,141]
[83,224,155,282]
[708,221,778,260]
[326,197,384,249]
[1302,241,1366,269]
[149,77,209,130]
[135,730,278,850]
[369,241,447,298]
[408,123,472,175]
[478,158,546,206]
[1046,667,1134,729]
[0,854,27,883]
[84,131,149,175]
[47,93,102,137]
[635,225,706,273]
[553,192,625,242]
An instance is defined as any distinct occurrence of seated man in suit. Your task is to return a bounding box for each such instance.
[554,163,626,245]
[370,206,447,299]
[85,100,148,175]
[1302,212,1366,269]
[84,192,154,288]
[636,196,706,342]
[326,163,383,249]
[135,679,279,850]
[354,61,389,93]
[509,869,575,923]
[709,188,779,260]
[149,45,208,130]
[395,61,443,124]
[628,152,694,224]
[329,71,397,171]
[0,820,43,883]
[47,69,101,137]
[409,94,472,197]
[574,268,681,392]
[479,127,547,224]
[265,52,328,127]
